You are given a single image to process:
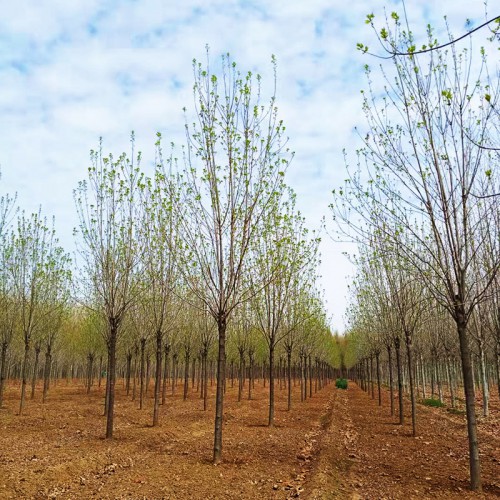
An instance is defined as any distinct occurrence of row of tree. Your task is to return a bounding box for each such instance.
[332,11,500,492]
[0,54,339,465]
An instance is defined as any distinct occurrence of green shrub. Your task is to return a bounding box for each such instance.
[335,378,348,390]
[422,398,444,407]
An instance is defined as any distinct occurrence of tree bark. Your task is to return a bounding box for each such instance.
[405,335,417,437]
[268,343,275,426]
[153,332,162,426]
[387,345,394,416]
[139,337,146,410]
[213,316,226,464]
[19,340,30,415]
[394,337,404,425]
[0,341,8,408]
[30,344,41,400]
[287,348,292,411]
[42,344,52,403]
[456,310,481,491]
[105,321,117,439]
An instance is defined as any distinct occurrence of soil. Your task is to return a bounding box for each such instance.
[0,378,498,499]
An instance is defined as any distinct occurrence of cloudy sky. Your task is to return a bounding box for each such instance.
[0,0,490,330]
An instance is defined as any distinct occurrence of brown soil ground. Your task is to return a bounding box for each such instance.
[0,378,498,499]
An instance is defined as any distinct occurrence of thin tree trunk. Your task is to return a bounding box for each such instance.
[153,332,162,426]
[19,340,30,415]
[446,356,456,408]
[405,335,417,437]
[139,338,146,410]
[395,337,404,425]
[309,354,313,398]
[162,343,169,405]
[213,316,226,464]
[376,350,382,406]
[42,345,52,403]
[183,348,190,401]
[387,344,394,416]
[30,344,41,400]
[105,322,117,439]
[456,309,481,491]
[248,351,254,400]
[478,340,489,418]
[0,341,8,408]
[203,351,208,411]
[287,349,292,411]
[268,343,275,426]
[87,353,94,394]
[125,351,132,397]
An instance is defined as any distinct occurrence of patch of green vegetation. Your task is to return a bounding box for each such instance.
[422,397,445,408]
[335,378,348,390]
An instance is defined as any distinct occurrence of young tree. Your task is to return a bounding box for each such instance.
[9,210,69,414]
[332,13,500,490]
[74,137,144,438]
[140,162,179,426]
[175,53,292,463]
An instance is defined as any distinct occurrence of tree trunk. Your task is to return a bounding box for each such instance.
[478,340,489,418]
[132,346,138,401]
[405,335,417,437]
[309,354,313,398]
[238,348,244,402]
[162,343,169,405]
[105,322,117,439]
[369,355,374,399]
[287,349,292,411]
[183,348,190,401]
[125,351,132,397]
[0,341,8,408]
[30,344,41,400]
[446,356,456,408]
[153,332,162,426]
[203,350,208,411]
[387,344,394,416]
[394,337,404,425]
[145,355,151,395]
[139,337,146,410]
[87,353,94,394]
[376,350,382,406]
[42,345,52,403]
[19,340,30,415]
[268,343,275,426]
[420,354,427,400]
[456,309,481,491]
[248,351,254,400]
[213,316,226,464]
[98,355,103,388]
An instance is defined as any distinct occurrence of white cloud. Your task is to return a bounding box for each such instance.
[0,0,492,331]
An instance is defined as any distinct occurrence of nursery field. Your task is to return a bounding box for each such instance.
[0,379,499,499]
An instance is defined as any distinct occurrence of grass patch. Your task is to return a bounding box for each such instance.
[335,378,348,390]
[421,397,445,408]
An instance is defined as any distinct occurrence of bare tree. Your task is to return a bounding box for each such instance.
[175,53,292,463]
[332,13,500,489]
[74,137,144,438]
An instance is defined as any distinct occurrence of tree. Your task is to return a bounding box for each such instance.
[332,13,500,490]
[250,190,320,424]
[74,137,144,438]
[175,52,292,463]
[9,210,69,414]
[140,160,179,426]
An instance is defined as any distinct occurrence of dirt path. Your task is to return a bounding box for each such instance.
[303,382,500,499]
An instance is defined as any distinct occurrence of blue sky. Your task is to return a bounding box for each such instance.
[0,0,489,330]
